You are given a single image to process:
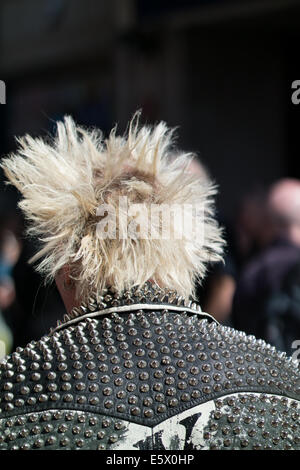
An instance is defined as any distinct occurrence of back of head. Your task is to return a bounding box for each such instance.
[1,112,224,304]
[268,178,300,232]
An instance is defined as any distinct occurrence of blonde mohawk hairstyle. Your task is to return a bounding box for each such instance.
[1,112,224,302]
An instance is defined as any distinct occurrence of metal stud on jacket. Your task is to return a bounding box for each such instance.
[0,283,299,450]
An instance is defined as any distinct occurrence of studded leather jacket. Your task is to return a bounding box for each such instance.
[0,284,300,450]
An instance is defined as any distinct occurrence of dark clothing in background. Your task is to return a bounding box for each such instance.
[3,238,65,348]
[263,261,300,356]
[196,219,238,320]
[232,238,300,351]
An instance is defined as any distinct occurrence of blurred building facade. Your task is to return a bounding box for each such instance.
[1,0,300,218]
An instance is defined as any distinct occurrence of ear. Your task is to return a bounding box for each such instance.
[55,265,77,314]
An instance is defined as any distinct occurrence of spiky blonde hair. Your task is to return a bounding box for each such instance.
[1,113,224,301]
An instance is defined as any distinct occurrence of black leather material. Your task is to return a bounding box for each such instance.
[0,290,300,450]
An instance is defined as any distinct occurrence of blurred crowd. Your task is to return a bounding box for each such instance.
[1,175,300,360]
[0,202,65,358]
[198,177,300,357]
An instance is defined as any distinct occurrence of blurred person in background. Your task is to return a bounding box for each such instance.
[199,188,275,326]
[10,234,66,349]
[190,159,237,325]
[198,249,237,325]
[0,210,21,358]
[196,220,237,325]
[265,261,300,356]
[232,179,300,353]
[234,188,275,267]
[0,115,299,450]
[0,206,65,351]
